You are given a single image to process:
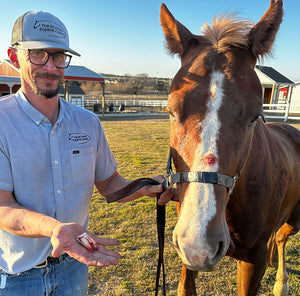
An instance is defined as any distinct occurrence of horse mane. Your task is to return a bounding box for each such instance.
[201,14,254,52]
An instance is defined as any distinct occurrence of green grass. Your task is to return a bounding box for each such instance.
[87,119,300,295]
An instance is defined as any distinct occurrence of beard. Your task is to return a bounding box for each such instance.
[32,72,62,99]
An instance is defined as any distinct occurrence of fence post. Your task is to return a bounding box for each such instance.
[101,82,105,117]
[284,103,290,122]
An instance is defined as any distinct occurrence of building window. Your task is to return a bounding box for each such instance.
[70,96,84,108]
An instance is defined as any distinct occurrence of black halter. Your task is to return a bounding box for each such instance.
[164,148,239,195]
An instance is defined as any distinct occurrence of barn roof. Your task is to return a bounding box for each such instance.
[0,60,105,82]
[255,66,294,85]
[59,85,85,95]
[64,65,105,82]
[0,60,20,77]
[0,76,20,82]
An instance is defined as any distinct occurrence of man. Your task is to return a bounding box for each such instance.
[0,11,173,295]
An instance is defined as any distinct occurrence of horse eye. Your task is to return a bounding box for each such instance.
[167,108,176,120]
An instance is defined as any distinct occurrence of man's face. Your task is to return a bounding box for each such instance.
[16,48,65,99]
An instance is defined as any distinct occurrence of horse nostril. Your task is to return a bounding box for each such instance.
[174,237,179,250]
[213,241,224,260]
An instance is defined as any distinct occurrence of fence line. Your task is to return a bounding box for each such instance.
[85,99,168,108]
[263,103,300,121]
[84,99,300,121]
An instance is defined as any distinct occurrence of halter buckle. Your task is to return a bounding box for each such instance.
[228,173,240,196]
[162,175,173,191]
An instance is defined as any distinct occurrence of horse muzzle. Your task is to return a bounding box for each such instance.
[173,222,231,272]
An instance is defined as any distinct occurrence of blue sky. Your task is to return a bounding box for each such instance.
[0,0,299,81]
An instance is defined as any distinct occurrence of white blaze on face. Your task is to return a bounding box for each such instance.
[175,71,225,262]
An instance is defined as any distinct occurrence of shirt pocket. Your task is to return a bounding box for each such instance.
[69,146,96,185]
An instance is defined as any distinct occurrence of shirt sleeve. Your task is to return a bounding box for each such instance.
[0,142,13,191]
[94,118,118,182]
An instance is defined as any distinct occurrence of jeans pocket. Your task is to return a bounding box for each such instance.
[63,255,76,263]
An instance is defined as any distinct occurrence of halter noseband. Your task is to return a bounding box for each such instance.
[164,149,239,195]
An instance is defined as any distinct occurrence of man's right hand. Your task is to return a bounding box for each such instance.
[50,222,121,267]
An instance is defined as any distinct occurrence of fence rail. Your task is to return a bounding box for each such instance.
[85,99,168,108]
[263,103,300,121]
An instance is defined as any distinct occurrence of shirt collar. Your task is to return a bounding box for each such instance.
[15,89,64,126]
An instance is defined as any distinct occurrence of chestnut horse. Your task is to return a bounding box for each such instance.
[160,1,300,295]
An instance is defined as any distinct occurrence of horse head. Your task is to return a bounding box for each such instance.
[160,0,283,271]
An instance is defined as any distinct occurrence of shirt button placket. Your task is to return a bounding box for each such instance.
[49,125,65,220]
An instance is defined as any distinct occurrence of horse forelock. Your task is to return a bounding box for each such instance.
[201,14,254,53]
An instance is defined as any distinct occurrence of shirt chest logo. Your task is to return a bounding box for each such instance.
[69,133,90,144]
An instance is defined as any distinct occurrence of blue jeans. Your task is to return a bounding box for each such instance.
[0,255,88,296]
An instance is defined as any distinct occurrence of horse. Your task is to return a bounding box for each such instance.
[160,1,300,295]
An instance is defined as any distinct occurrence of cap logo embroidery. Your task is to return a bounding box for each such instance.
[33,20,66,38]
[69,133,90,144]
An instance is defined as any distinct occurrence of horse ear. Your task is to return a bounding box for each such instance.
[248,0,283,58]
[160,3,194,57]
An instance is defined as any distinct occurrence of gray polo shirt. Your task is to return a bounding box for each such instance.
[0,90,117,274]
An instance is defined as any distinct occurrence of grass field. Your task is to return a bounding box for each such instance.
[87,118,300,296]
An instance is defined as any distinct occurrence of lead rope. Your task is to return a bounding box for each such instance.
[190,270,198,296]
[155,149,172,295]
[155,193,166,296]
[155,150,170,295]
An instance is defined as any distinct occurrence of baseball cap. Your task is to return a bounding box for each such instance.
[11,11,80,56]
